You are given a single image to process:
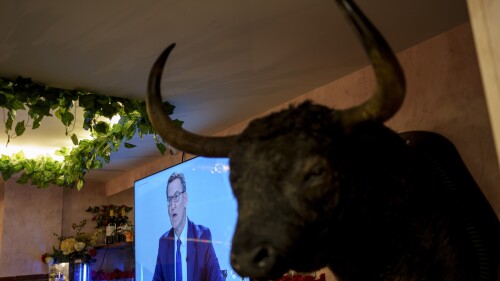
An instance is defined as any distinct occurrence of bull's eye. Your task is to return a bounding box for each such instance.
[304,165,326,184]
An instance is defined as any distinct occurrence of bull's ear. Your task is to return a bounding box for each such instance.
[146,44,239,157]
[335,0,406,128]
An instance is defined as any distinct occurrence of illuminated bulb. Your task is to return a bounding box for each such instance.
[110,114,121,125]
[2,145,65,161]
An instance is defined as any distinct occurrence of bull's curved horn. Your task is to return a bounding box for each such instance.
[146,43,238,157]
[336,0,406,127]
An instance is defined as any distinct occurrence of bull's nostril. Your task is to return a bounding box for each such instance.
[231,245,275,274]
[253,247,271,268]
[230,253,241,270]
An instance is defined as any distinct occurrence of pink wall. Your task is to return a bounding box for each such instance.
[0,181,63,276]
[0,181,5,255]
[61,181,135,237]
[391,23,500,214]
[0,180,134,277]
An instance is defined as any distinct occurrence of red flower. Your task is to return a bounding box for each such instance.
[88,248,97,257]
[41,254,47,263]
[277,273,326,281]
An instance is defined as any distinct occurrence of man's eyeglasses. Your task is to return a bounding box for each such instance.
[167,191,185,206]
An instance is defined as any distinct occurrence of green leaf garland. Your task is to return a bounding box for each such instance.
[0,76,183,189]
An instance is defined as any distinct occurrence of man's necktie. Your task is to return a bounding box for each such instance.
[176,238,182,281]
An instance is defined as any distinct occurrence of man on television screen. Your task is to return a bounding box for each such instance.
[153,172,225,281]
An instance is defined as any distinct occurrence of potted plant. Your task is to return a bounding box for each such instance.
[42,220,99,281]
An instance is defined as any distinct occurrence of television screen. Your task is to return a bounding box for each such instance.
[134,157,243,281]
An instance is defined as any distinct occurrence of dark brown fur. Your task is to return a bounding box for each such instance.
[228,102,500,281]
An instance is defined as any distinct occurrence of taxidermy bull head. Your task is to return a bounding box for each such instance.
[147,0,500,280]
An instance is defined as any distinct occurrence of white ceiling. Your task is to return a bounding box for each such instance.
[0,0,470,183]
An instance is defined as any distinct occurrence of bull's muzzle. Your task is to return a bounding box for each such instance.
[230,245,279,278]
[231,246,276,279]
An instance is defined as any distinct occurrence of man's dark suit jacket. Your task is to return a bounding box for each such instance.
[153,219,224,281]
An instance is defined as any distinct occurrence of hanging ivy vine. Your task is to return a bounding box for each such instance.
[0,76,183,189]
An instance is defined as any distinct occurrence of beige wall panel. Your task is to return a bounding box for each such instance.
[0,180,63,277]
[467,0,500,168]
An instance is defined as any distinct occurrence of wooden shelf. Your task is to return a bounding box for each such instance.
[94,241,134,250]
[91,241,135,274]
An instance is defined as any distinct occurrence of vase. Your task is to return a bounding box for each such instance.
[48,263,68,281]
[69,259,91,281]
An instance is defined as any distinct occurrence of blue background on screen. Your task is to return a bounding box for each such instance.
[134,157,242,281]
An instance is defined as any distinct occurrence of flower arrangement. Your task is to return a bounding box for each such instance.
[41,220,99,264]
[86,205,133,228]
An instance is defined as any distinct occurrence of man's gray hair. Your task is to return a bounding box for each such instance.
[167,172,187,193]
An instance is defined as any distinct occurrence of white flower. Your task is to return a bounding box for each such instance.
[45,256,54,265]
[61,238,76,255]
[74,242,86,252]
